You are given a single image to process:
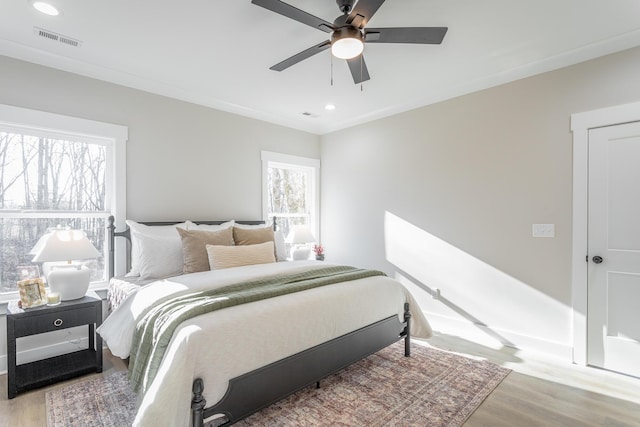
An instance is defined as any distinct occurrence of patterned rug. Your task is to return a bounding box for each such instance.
[46,368,136,427]
[46,342,510,427]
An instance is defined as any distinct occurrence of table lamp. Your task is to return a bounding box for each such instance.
[31,229,100,301]
[285,226,316,260]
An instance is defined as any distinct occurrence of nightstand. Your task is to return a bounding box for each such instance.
[6,291,103,399]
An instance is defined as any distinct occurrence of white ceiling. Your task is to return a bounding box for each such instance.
[2,1,640,135]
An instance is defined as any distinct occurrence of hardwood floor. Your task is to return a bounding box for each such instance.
[0,351,127,427]
[1,335,639,426]
[427,332,640,427]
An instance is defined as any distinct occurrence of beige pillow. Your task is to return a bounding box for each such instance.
[232,226,275,246]
[233,226,277,258]
[206,241,276,270]
[177,227,234,273]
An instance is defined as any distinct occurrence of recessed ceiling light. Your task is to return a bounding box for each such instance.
[325,104,336,111]
[32,1,60,16]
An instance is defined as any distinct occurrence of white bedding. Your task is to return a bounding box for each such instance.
[97,261,432,427]
[106,275,154,313]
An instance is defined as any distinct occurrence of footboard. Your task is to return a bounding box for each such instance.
[191,303,411,427]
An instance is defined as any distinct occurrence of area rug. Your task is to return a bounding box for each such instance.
[46,342,510,426]
[46,368,136,427]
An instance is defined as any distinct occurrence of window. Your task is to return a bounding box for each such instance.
[262,151,320,244]
[0,104,126,296]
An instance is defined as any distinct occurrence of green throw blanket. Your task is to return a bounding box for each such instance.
[128,265,386,396]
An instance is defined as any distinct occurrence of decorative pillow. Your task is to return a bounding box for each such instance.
[136,233,184,279]
[273,230,286,261]
[186,220,234,231]
[233,226,274,245]
[177,227,234,274]
[232,224,287,261]
[125,220,187,278]
[206,241,276,270]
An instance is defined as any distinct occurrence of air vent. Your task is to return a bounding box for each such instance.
[33,27,82,48]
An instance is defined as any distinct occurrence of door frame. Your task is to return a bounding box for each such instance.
[570,101,640,365]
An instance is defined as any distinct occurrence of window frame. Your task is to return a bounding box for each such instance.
[261,151,320,241]
[0,104,127,298]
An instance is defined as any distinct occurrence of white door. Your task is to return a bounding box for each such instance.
[587,121,640,377]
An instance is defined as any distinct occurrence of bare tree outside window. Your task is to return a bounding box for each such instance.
[0,131,107,293]
[266,166,310,240]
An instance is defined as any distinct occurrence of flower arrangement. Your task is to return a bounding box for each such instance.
[313,244,325,260]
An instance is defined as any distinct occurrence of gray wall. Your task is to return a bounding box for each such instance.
[0,55,321,221]
[320,46,640,358]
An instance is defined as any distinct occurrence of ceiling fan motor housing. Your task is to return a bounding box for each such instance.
[331,25,364,46]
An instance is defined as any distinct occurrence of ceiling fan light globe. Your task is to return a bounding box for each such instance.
[331,38,363,59]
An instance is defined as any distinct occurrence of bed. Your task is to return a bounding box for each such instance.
[97,216,432,427]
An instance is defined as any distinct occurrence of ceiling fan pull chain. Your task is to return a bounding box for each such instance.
[360,55,364,92]
[330,54,334,86]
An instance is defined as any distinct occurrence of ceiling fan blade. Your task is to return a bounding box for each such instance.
[365,27,448,44]
[346,0,386,28]
[346,55,371,84]
[270,41,331,71]
[252,0,335,33]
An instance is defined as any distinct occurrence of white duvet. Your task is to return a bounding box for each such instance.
[97,261,432,427]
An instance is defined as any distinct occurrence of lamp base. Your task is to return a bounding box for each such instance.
[290,247,311,261]
[46,264,90,301]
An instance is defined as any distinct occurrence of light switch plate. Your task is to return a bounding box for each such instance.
[532,224,555,238]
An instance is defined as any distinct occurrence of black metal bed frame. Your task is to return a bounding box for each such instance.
[105,216,411,427]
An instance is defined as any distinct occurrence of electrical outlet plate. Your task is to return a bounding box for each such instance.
[532,224,555,238]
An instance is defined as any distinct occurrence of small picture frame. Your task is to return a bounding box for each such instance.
[17,265,40,280]
[18,278,47,308]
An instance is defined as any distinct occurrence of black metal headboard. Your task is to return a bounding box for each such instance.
[106,216,276,279]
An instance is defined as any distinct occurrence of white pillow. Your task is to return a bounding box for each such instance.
[186,220,234,231]
[125,220,187,278]
[206,241,276,270]
[273,230,286,262]
[233,222,287,262]
[137,233,185,279]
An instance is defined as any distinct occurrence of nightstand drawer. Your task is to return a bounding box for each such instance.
[13,306,96,337]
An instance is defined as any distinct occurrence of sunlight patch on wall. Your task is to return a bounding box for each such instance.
[384,211,570,349]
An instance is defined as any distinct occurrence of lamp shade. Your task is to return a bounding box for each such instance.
[28,231,53,256]
[31,229,100,263]
[286,226,316,245]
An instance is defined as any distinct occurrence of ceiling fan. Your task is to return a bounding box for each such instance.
[251,0,448,84]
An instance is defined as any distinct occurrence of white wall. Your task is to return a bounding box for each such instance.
[320,46,640,359]
[0,55,320,372]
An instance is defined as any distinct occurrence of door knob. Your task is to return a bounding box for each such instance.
[592,256,603,264]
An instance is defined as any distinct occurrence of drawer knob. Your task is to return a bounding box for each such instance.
[53,318,63,327]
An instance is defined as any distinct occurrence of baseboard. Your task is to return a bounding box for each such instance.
[424,311,574,361]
